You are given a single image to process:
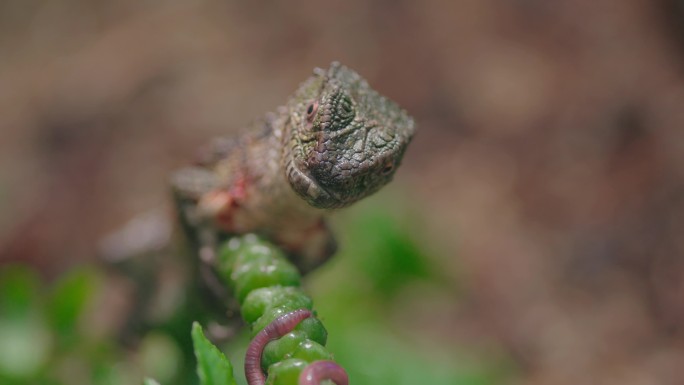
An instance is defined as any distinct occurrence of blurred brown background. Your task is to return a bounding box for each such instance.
[2,0,684,384]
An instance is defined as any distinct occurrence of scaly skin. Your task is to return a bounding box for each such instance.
[172,62,415,270]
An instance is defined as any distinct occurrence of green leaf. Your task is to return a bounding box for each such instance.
[0,316,52,379]
[262,331,307,370]
[293,317,327,346]
[47,268,99,340]
[290,339,332,363]
[217,235,302,304]
[0,265,40,317]
[139,332,182,384]
[340,205,439,299]
[242,287,312,324]
[265,358,307,385]
[0,266,51,379]
[191,322,237,385]
[143,378,161,385]
[232,258,300,304]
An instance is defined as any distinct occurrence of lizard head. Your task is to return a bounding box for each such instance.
[284,62,415,209]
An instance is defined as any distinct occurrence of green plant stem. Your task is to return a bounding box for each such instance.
[214,234,345,385]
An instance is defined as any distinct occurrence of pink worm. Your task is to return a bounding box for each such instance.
[245,309,312,385]
[299,360,349,385]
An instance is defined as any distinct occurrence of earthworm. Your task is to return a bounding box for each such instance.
[245,308,312,385]
[298,360,349,385]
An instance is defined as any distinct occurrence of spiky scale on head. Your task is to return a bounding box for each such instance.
[284,62,415,209]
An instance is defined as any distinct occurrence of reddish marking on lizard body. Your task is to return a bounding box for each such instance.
[245,309,313,385]
[210,174,250,231]
[299,360,349,385]
[231,173,249,201]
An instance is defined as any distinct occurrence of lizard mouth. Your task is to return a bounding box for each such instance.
[285,157,345,209]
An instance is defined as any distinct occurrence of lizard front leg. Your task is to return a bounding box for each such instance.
[171,165,254,257]
[171,166,245,325]
[172,160,338,278]
[171,166,226,262]
[272,219,338,274]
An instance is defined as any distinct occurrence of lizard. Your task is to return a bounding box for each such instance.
[171,62,415,272]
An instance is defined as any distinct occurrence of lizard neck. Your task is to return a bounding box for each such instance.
[238,109,325,232]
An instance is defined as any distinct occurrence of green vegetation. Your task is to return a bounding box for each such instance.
[0,201,512,385]
[190,322,237,385]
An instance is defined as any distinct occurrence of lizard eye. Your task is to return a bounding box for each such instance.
[335,94,355,126]
[306,101,318,122]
